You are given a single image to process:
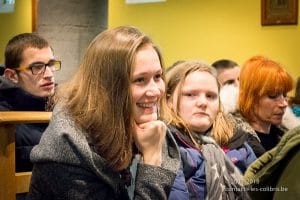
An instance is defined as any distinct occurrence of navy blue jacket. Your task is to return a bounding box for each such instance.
[224,128,257,173]
[168,127,207,200]
[168,126,256,200]
[0,76,49,172]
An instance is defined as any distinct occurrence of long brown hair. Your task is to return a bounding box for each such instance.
[163,61,233,148]
[55,26,164,171]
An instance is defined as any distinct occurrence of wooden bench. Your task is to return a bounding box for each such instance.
[0,111,51,200]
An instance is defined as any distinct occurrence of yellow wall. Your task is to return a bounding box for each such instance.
[109,0,300,81]
[0,0,32,64]
[1,0,299,82]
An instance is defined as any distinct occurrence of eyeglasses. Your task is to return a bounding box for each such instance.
[14,60,61,75]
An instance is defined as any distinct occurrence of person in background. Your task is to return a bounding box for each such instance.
[212,59,240,114]
[289,77,300,117]
[163,60,251,200]
[211,59,240,87]
[229,55,294,157]
[0,33,60,173]
[217,59,300,142]
[27,26,180,200]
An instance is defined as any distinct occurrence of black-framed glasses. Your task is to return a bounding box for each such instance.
[14,60,61,75]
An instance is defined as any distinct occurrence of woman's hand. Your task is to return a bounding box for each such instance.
[133,120,167,166]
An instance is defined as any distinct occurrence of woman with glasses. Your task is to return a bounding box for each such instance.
[0,33,60,174]
[228,55,294,157]
[27,26,180,199]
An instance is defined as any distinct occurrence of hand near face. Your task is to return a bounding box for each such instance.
[131,44,166,166]
[133,120,167,166]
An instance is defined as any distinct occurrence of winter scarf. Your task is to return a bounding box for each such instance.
[200,136,250,200]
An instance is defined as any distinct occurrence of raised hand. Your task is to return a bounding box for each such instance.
[133,120,167,166]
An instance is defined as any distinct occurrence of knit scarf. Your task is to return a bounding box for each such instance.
[199,135,250,200]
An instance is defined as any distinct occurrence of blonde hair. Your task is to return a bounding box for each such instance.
[239,55,293,122]
[163,60,233,147]
[55,26,164,171]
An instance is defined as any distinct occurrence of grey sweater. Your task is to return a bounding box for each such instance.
[27,106,180,200]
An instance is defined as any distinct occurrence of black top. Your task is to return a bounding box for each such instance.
[256,125,284,152]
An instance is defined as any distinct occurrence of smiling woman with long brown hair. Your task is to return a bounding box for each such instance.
[27,26,180,200]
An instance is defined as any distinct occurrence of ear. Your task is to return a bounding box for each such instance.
[4,68,19,84]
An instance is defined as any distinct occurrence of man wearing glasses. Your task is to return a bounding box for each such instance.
[0,33,61,173]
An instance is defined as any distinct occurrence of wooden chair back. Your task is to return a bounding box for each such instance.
[0,111,51,200]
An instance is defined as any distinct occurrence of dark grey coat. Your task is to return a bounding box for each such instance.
[27,105,180,200]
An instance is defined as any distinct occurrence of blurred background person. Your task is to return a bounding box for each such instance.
[212,59,240,87]
[212,59,240,114]
[289,76,300,117]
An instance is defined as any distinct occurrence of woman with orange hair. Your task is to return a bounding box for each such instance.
[232,55,294,157]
